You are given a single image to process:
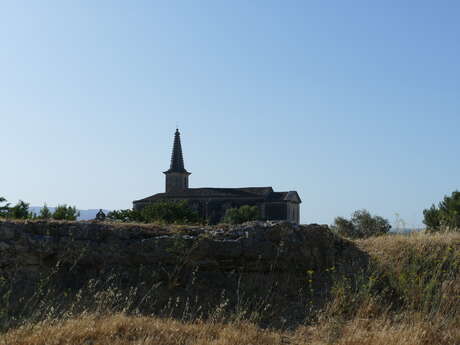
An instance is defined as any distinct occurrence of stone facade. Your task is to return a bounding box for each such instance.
[133,129,302,224]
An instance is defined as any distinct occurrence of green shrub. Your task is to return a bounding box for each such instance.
[0,197,10,218]
[331,209,391,239]
[52,205,79,221]
[7,200,33,219]
[0,198,33,219]
[107,209,143,223]
[222,205,259,225]
[141,201,199,224]
[37,204,52,219]
[108,201,199,224]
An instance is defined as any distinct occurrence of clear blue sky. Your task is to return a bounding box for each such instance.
[1,1,459,227]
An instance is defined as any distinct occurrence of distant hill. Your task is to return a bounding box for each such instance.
[29,207,111,220]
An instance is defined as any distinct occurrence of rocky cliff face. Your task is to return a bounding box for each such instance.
[0,220,367,327]
[0,220,363,276]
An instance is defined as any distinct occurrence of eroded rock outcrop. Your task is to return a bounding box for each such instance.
[0,220,364,276]
[0,220,369,327]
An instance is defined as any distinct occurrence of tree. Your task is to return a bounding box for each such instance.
[0,197,10,218]
[332,209,391,239]
[52,205,79,221]
[0,198,34,219]
[141,201,200,224]
[332,216,355,237]
[8,200,33,219]
[222,205,259,225]
[38,204,52,220]
[107,202,199,224]
[107,209,143,223]
[423,191,460,231]
[423,204,440,229]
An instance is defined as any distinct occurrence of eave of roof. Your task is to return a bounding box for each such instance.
[133,187,301,204]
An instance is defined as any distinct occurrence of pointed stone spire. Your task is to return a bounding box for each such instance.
[163,129,191,193]
[165,128,189,173]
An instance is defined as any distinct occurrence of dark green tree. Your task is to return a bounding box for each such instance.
[423,191,460,231]
[438,191,460,228]
[222,205,259,225]
[52,204,79,221]
[107,209,143,222]
[38,204,52,220]
[332,209,391,239]
[332,216,355,237]
[0,197,10,218]
[423,204,441,230]
[141,201,200,224]
[7,200,33,219]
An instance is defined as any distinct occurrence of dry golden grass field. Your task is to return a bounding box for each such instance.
[2,312,459,345]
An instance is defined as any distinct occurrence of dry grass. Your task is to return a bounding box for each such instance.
[356,231,460,315]
[2,312,459,345]
[356,230,460,268]
[0,314,283,345]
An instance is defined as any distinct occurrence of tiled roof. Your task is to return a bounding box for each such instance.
[265,192,289,201]
[235,187,273,195]
[133,187,301,203]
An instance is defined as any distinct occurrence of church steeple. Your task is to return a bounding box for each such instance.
[163,129,191,193]
[165,128,188,173]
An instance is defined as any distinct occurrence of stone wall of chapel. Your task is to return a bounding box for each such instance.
[265,202,287,221]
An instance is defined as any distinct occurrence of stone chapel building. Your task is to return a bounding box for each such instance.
[133,129,301,224]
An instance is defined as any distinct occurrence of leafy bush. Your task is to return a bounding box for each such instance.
[107,209,143,223]
[8,200,33,219]
[0,198,33,219]
[0,197,10,218]
[331,209,391,239]
[37,204,52,219]
[108,201,199,224]
[222,205,259,225]
[141,201,200,224]
[0,198,80,221]
[52,205,80,221]
[423,190,460,231]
